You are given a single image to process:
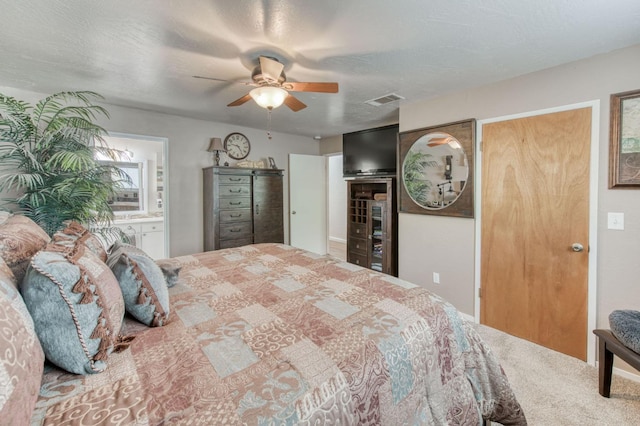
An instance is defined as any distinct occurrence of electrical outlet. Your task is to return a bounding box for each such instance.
[433,272,440,284]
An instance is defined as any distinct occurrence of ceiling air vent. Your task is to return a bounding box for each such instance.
[364,93,405,106]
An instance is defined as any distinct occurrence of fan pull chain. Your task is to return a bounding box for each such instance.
[267,108,273,140]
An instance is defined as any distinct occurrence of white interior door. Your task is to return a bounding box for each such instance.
[289,154,327,254]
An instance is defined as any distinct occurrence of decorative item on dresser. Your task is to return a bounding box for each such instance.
[203,166,284,251]
[206,137,225,166]
[346,178,397,276]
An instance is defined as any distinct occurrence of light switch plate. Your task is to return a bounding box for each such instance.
[608,212,624,230]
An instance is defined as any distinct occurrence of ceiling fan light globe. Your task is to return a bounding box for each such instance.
[250,86,287,109]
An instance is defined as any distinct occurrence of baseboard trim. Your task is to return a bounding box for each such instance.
[609,364,640,384]
[328,236,346,244]
[459,312,475,323]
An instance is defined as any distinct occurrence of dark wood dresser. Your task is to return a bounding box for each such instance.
[203,166,284,251]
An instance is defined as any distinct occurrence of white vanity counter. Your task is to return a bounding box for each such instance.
[112,216,166,259]
[114,214,163,225]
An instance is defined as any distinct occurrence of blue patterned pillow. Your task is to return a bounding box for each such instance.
[609,310,640,354]
[107,241,170,327]
[21,243,125,375]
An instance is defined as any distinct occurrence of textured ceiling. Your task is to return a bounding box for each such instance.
[1,0,639,138]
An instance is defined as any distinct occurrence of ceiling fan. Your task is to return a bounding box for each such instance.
[427,136,461,148]
[194,56,339,112]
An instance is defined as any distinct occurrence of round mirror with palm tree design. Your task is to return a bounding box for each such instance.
[402,132,468,209]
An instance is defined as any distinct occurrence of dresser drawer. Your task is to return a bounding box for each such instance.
[219,197,251,209]
[219,237,253,249]
[348,252,368,268]
[219,184,250,197]
[219,222,252,240]
[219,208,252,223]
[219,175,251,185]
[349,237,367,255]
[141,222,162,233]
[350,223,367,238]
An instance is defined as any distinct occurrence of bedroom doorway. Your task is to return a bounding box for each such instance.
[327,154,347,260]
[288,154,327,254]
[479,106,594,361]
[101,133,169,259]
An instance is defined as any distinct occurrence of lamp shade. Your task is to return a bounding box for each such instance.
[250,86,288,110]
[207,137,224,152]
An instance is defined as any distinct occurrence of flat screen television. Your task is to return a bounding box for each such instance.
[343,124,398,178]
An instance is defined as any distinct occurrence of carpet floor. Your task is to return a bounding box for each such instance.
[475,324,640,425]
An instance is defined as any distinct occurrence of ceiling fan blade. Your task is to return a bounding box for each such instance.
[427,137,450,147]
[283,82,339,93]
[227,93,253,107]
[259,56,284,83]
[193,75,230,82]
[193,75,255,87]
[283,94,307,112]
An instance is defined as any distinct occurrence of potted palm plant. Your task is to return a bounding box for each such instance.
[0,91,128,236]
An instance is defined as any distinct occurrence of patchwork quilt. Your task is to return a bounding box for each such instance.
[32,243,526,425]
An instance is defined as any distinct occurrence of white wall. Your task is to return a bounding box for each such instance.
[0,86,320,256]
[398,43,640,333]
[327,155,347,242]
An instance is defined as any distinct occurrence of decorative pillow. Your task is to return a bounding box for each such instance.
[0,212,50,283]
[53,221,107,262]
[107,241,170,327]
[609,310,640,354]
[0,256,16,289]
[0,260,45,424]
[21,242,125,375]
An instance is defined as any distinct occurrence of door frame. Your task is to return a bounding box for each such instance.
[108,131,170,257]
[474,100,600,365]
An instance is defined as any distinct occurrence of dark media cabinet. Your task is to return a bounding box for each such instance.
[346,177,397,276]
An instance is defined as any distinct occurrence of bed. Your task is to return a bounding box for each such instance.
[19,242,524,425]
[0,212,525,425]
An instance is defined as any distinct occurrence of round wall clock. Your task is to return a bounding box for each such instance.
[224,132,251,160]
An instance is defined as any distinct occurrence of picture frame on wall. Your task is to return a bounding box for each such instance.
[398,119,475,218]
[609,89,640,188]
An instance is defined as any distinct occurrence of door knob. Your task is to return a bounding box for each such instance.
[571,243,584,252]
[292,211,297,214]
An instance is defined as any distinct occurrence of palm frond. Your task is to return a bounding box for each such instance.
[0,91,116,235]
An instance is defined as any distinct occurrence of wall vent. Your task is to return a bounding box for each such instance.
[364,93,405,106]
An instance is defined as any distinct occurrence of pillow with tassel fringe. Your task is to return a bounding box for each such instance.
[53,221,108,262]
[21,242,125,375]
[107,241,170,327]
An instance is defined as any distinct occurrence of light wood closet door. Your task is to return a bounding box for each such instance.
[481,108,591,360]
